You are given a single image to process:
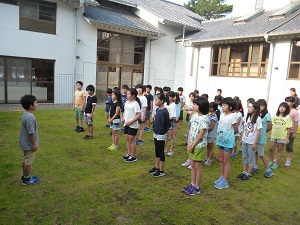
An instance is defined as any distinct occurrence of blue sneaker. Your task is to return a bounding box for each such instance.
[137,140,143,146]
[238,149,242,154]
[214,176,224,185]
[215,180,228,189]
[231,153,237,158]
[187,186,201,196]
[264,170,273,178]
[120,128,124,133]
[22,176,40,186]
[135,138,139,144]
[252,167,258,174]
[182,184,193,193]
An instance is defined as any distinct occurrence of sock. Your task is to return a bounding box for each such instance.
[195,186,199,189]
[266,168,272,172]
[242,171,247,174]
[287,158,291,161]
[24,175,30,179]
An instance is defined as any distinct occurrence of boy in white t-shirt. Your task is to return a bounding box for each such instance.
[136,84,148,146]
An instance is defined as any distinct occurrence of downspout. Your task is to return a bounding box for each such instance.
[74,8,78,85]
[195,46,200,90]
[182,24,186,44]
[264,34,274,104]
[147,38,152,85]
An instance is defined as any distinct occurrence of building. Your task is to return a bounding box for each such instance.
[179,0,300,114]
[0,0,203,103]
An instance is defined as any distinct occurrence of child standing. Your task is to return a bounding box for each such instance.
[255,99,273,177]
[177,87,186,128]
[203,102,219,166]
[269,102,292,170]
[214,97,238,189]
[120,85,129,133]
[107,90,122,151]
[232,101,243,158]
[149,93,171,177]
[237,102,262,181]
[152,87,163,121]
[136,84,148,146]
[83,85,97,140]
[164,91,177,156]
[104,88,113,128]
[144,85,153,132]
[182,97,210,195]
[173,92,181,141]
[122,88,141,162]
[73,81,86,133]
[19,95,40,185]
[284,96,299,167]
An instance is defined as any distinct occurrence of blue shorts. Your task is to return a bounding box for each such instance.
[217,145,233,153]
[169,120,175,130]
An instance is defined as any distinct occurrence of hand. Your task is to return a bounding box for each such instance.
[240,141,242,146]
[108,119,112,124]
[32,144,38,152]
[141,117,145,122]
[122,118,125,123]
[252,143,257,150]
[81,108,84,112]
[292,133,296,138]
[89,115,93,119]
[72,106,75,111]
[286,138,289,144]
[187,143,194,152]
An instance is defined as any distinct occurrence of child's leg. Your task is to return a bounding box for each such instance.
[89,124,94,136]
[169,130,174,150]
[22,151,35,176]
[154,138,160,169]
[111,129,115,145]
[219,149,224,175]
[125,134,131,155]
[195,161,202,187]
[286,133,294,160]
[257,144,270,169]
[222,150,231,181]
[254,152,258,167]
[233,136,238,154]
[23,163,31,176]
[115,130,119,146]
[242,142,249,172]
[139,123,145,141]
[191,160,196,185]
[128,134,137,157]
[207,142,214,161]
[156,139,165,171]
[247,144,255,174]
[164,129,170,149]
[275,143,284,164]
[269,141,276,162]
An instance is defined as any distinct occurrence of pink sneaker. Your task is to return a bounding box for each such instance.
[167,150,174,156]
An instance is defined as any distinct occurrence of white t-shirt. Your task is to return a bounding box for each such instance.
[242,116,262,144]
[186,100,193,116]
[124,101,141,129]
[138,95,147,117]
[164,102,177,120]
[235,112,244,134]
[179,95,186,108]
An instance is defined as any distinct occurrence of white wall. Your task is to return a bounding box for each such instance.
[0,1,97,104]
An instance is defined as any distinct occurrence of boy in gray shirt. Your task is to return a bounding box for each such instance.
[19,95,40,185]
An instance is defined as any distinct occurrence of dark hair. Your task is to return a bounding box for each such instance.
[106,88,112,94]
[156,93,167,103]
[174,92,180,104]
[247,98,255,104]
[163,86,171,92]
[290,88,297,97]
[122,84,129,90]
[146,85,152,90]
[135,84,144,91]
[234,97,244,117]
[177,87,183,92]
[128,88,141,108]
[86,85,95,93]
[233,96,240,102]
[223,97,236,111]
[201,93,208,99]
[214,96,223,105]
[189,92,196,98]
[156,87,163,94]
[20,95,37,110]
[246,102,260,124]
[113,86,120,91]
[166,91,175,105]
[194,90,199,94]
[76,81,83,86]
[256,99,268,119]
[285,96,296,109]
[194,97,209,115]
[217,89,222,93]
[113,90,122,103]
[209,102,220,120]
[276,102,290,117]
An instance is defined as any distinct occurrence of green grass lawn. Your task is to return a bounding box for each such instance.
[0,108,300,225]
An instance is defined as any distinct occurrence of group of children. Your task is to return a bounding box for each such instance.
[19,83,299,195]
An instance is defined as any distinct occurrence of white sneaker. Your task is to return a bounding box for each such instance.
[188,165,192,170]
[285,160,291,167]
[182,159,191,167]
[203,160,211,166]
[167,150,174,156]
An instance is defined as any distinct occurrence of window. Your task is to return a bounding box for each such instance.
[211,42,270,78]
[96,31,145,101]
[0,56,54,104]
[0,0,17,5]
[288,39,300,79]
[20,0,56,34]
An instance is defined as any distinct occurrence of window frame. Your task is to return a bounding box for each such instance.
[287,39,300,80]
[210,42,269,78]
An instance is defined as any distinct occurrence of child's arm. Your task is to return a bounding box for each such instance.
[89,104,96,119]
[292,121,298,138]
[267,121,272,132]
[108,106,120,123]
[233,123,238,135]
[150,100,153,113]
[141,106,147,122]
[208,120,215,132]
[73,95,76,110]
[188,129,206,152]
[81,95,86,112]
[29,133,38,152]
[252,129,260,150]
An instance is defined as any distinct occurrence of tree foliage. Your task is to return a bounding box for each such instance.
[184,0,233,20]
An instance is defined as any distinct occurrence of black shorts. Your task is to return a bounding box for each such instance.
[179,110,183,121]
[124,125,138,136]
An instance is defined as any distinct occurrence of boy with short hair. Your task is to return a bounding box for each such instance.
[144,84,153,132]
[177,87,186,128]
[104,88,113,128]
[136,84,148,146]
[19,95,40,186]
[121,84,129,133]
[73,81,86,133]
[83,85,97,140]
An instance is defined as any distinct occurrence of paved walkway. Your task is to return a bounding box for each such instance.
[0,103,105,111]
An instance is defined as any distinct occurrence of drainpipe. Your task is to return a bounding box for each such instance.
[74,8,78,86]
[195,46,200,90]
[264,34,274,104]
[182,24,186,44]
[147,38,152,85]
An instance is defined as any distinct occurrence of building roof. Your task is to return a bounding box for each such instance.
[178,8,300,44]
[107,0,204,30]
[84,5,165,38]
